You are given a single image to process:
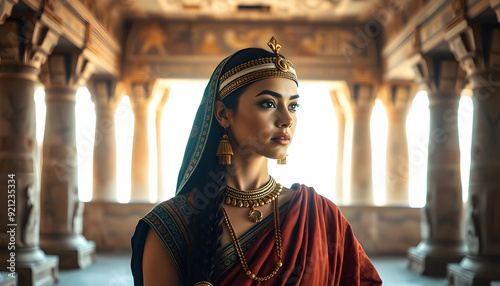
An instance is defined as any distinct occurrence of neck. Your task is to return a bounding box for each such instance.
[226,153,270,191]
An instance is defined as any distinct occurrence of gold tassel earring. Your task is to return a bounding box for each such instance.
[277,155,287,165]
[217,128,234,165]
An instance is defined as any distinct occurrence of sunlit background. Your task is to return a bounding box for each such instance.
[33,83,473,207]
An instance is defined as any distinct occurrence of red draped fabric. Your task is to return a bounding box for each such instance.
[220,184,382,285]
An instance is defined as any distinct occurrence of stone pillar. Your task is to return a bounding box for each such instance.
[155,88,169,202]
[125,77,159,202]
[407,55,466,276]
[380,83,415,205]
[87,79,124,202]
[345,83,377,205]
[39,51,96,269]
[0,12,60,286]
[445,19,500,284]
[330,90,346,204]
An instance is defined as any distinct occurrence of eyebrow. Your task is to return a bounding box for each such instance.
[255,90,300,100]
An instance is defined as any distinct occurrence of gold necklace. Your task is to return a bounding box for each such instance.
[222,196,282,281]
[224,176,282,223]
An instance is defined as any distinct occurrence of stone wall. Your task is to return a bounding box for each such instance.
[83,202,421,255]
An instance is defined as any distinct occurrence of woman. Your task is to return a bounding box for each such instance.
[131,37,382,286]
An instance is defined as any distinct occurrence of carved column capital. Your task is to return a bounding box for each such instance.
[446,21,500,88]
[124,75,159,112]
[88,78,125,112]
[345,82,379,118]
[410,54,465,97]
[40,51,95,93]
[379,82,416,118]
[491,0,500,22]
[0,0,18,24]
[0,8,62,67]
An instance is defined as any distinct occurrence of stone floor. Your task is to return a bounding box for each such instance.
[57,252,448,286]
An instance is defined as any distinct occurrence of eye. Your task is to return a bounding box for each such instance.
[289,102,300,112]
[258,100,277,109]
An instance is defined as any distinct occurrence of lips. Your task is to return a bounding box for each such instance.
[271,133,290,140]
[271,133,291,145]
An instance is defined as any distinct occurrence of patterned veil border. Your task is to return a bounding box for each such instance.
[175,55,232,196]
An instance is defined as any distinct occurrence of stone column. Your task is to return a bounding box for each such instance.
[330,90,346,204]
[87,79,124,202]
[445,19,500,284]
[345,83,377,205]
[380,83,415,205]
[39,51,96,269]
[125,77,159,202]
[155,88,169,202]
[0,12,60,285]
[407,55,466,276]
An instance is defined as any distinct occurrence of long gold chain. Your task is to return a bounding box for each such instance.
[222,196,282,281]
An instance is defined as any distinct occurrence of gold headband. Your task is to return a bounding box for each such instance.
[218,36,298,101]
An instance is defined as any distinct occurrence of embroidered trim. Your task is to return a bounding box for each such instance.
[142,196,193,282]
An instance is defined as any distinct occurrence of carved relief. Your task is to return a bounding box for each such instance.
[466,194,481,254]
[21,184,38,246]
[126,21,375,60]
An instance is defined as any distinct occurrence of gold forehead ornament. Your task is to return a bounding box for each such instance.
[267,36,290,72]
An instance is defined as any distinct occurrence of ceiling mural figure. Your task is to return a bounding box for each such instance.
[138,22,169,55]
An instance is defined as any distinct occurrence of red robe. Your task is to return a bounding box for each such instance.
[219,184,382,285]
[131,184,382,285]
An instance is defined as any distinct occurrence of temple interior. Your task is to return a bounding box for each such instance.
[1,0,500,285]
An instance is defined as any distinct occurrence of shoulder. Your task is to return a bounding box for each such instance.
[144,194,195,225]
[287,183,343,214]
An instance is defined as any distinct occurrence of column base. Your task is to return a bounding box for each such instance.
[15,256,58,286]
[0,272,16,286]
[0,247,59,286]
[407,243,466,276]
[447,256,500,286]
[41,234,96,269]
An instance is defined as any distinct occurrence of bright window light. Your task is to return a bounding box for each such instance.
[268,81,337,202]
[458,96,473,202]
[75,87,96,202]
[160,81,206,200]
[148,102,158,203]
[34,88,47,145]
[115,96,134,203]
[407,91,429,208]
[370,99,388,206]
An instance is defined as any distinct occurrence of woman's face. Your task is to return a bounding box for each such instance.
[227,77,299,160]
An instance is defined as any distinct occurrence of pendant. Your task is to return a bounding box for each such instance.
[248,207,263,223]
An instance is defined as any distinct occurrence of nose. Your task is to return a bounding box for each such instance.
[276,107,293,128]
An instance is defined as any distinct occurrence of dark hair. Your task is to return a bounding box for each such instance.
[185,48,285,285]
